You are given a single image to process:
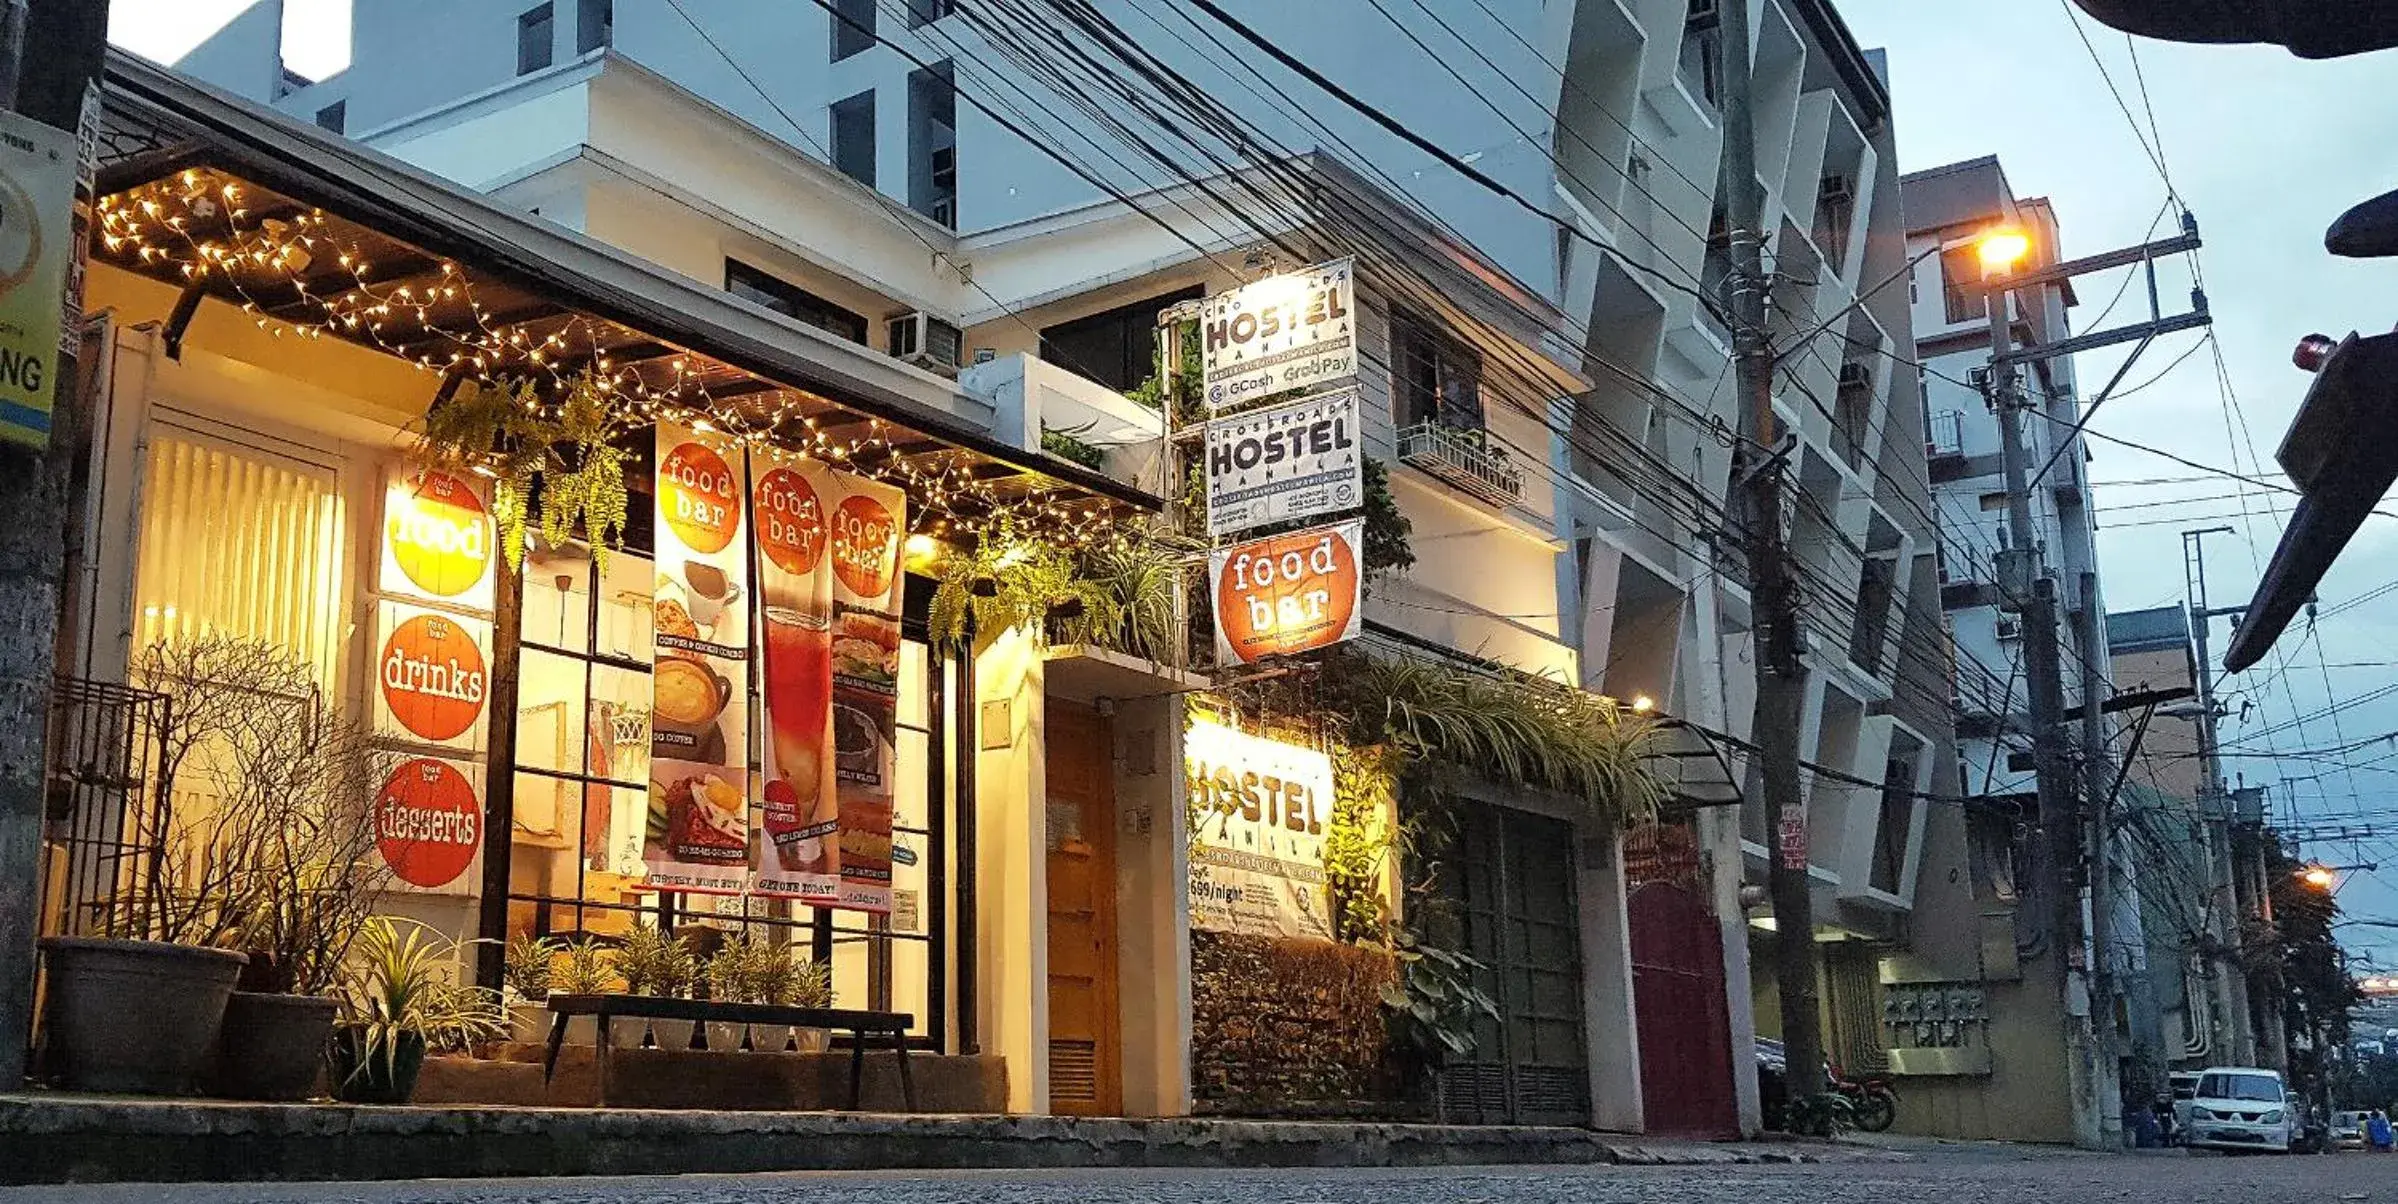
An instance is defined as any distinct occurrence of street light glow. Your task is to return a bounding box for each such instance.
[1976,228,2032,277]
[2302,865,2339,890]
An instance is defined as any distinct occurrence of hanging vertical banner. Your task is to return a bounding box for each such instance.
[826,472,904,913]
[1199,257,1355,413]
[0,110,77,449]
[752,459,840,901]
[645,422,752,894]
[1209,519,1365,666]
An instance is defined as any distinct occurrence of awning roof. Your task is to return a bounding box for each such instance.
[92,49,1165,523]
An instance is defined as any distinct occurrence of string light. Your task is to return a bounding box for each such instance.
[97,166,1142,552]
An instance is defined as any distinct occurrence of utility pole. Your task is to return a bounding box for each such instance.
[2185,526,2258,1068]
[1715,0,1822,1110]
[1982,245,2104,1150]
[2075,567,2121,1137]
[0,0,108,1091]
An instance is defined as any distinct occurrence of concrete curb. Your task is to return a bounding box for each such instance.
[0,1096,1901,1185]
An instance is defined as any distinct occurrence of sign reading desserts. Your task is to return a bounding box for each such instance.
[366,463,500,894]
[645,422,753,894]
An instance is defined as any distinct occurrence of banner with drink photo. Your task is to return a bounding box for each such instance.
[644,421,753,894]
[750,458,839,902]
[826,471,904,913]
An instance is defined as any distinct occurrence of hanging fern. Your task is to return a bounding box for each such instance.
[412,370,630,571]
[923,521,1190,664]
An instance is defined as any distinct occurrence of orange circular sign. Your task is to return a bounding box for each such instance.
[660,440,740,554]
[375,758,480,889]
[380,612,488,742]
[387,470,492,599]
[1214,527,1361,664]
[754,467,827,577]
[831,493,898,600]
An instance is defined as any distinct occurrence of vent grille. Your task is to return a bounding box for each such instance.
[1516,1065,1589,1115]
[1049,1039,1098,1103]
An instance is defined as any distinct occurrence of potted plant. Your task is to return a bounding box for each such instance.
[757,943,834,1053]
[703,933,768,1051]
[212,663,385,1101]
[549,936,617,1046]
[501,934,562,1047]
[37,636,315,1095]
[615,923,694,1050]
[332,917,503,1104]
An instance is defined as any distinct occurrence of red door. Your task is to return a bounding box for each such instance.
[1627,823,1739,1137]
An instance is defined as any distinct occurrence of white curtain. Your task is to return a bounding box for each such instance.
[132,430,347,688]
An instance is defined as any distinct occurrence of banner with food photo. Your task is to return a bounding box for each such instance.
[826,470,904,913]
[644,421,753,894]
[750,457,839,901]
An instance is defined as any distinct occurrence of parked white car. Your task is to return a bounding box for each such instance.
[2185,1067,2296,1154]
[2334,1109,2370,1149]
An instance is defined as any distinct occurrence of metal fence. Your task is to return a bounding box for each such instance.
[37,676,169,940]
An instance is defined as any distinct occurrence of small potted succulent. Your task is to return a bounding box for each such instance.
[501,933,563,1047]
[331,918,504,1104]
[615,924,695,1050]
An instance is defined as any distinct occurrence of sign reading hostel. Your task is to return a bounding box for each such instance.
[1204,387,1362,537]
[1200,258,1356,413]
[1185,721,1334,942]
[0,111,78,449]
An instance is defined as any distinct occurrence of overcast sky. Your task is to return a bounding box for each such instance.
[108,4,2398,959]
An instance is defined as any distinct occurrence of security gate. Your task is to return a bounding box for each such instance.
[1428,806,1589,1126]
[1626,821,1739,1137]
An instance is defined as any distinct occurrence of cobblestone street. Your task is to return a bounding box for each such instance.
[14,1144,2398,1204]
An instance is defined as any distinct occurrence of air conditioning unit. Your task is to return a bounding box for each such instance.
[1995,615,2022,641]
[1818,175,1853,206]
[1838,362,1871,390]
[888,311,963,376]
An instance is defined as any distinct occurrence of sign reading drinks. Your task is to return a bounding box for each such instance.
[1209,520,1364,666]
[0,110,77,449]
[374,756,482,890]
[1199,258,1355,413]
[368,603,492,753]
[647,421,752,895]
[1185,721,1334,941]
[1203,386,1361,537]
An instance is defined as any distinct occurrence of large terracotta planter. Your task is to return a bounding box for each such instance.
[213,991,337,1101]
[38,937,246,1095]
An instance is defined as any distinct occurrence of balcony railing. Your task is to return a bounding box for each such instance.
[1926,410,1965,458]
[1398,420,1523,508]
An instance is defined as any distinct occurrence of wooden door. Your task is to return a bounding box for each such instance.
[1044,700,1122,1115]
[1430,806,1590,1125]
[1626,822,1739,1137]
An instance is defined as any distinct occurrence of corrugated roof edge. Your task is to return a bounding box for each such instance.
[98,48,1165,514]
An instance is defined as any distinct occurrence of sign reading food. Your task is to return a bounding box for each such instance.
[375,756,482,891]
[1203,386,1362,537]
[1199,257,1355,413]
[645,422,752,894]
[753,460,839,902]
[369,606,486,748]
[1209,520,1364,666]
[382,468,495,604]
[1184,721,1334,941]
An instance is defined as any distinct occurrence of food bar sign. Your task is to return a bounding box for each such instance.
[1200,258,1355,413]
[1203,387,1362,536]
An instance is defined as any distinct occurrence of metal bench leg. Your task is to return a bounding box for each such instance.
[892,1027,918,1112]
[542,1011,569,1083]
[596,1013,612,1108]
[848,1027,867,1111]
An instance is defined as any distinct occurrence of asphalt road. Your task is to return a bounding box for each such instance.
[12,1143,2397,1204]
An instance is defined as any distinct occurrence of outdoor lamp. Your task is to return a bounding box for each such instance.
[1976,228,2032,278]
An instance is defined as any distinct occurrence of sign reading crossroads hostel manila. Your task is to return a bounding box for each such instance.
[1203,387,1362,537]
[1185,721,1334,941]
[1209,520,1364,666]
[0,111,75,450]
[1199,258,1355,414]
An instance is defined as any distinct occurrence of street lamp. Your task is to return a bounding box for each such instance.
[2302,865,2339,890]
[1976,228,2033,278]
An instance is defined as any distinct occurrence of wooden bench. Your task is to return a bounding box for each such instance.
[542,994,917,1110]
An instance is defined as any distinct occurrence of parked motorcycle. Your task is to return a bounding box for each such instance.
[1829,1064,1898,1133]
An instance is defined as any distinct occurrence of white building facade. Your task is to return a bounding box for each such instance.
[169,0,1955,1135]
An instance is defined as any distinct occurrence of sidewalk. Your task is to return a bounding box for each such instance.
[0,1095,1901,1186]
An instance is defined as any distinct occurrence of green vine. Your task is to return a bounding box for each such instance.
[1326,745,1400,944]
[414,370,629,571]
[1040,422,1107,470]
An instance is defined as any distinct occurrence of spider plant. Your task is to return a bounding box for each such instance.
[336,918,504,1096]
[552,937,618,996]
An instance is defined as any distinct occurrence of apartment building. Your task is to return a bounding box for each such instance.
[163,0,1951,1135]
